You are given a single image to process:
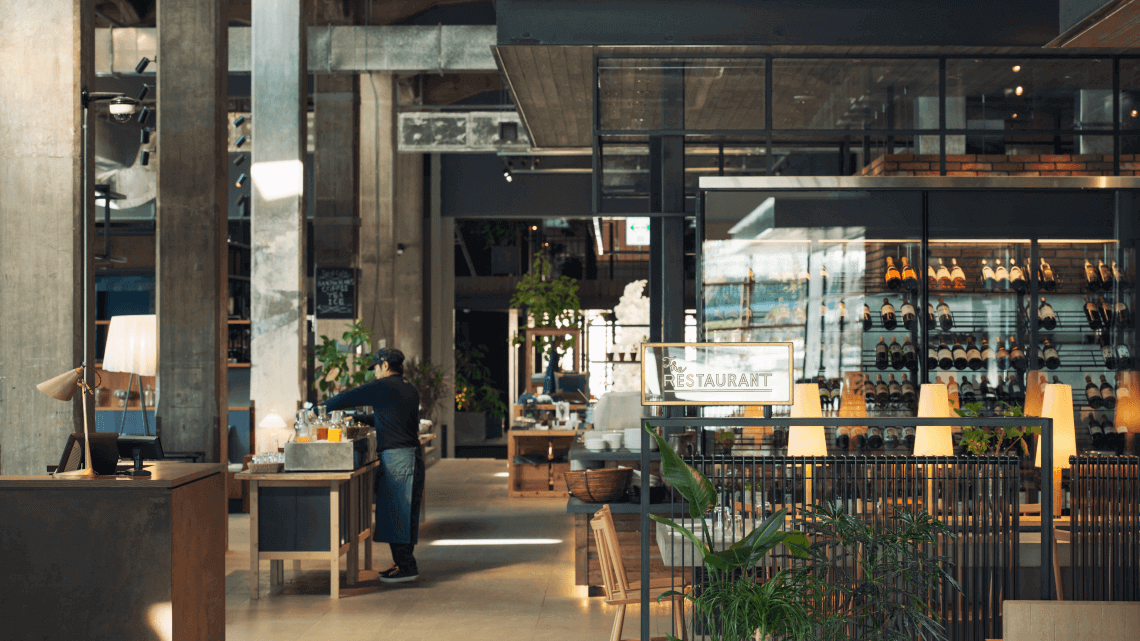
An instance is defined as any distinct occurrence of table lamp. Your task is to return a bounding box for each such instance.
[1035,384,1078,517]
[258,410,290,452]
[37,366,96,477]
[788,383,826,506]
[914,384,953,511]
[102,314,157,436]
[1024,370,1048,417]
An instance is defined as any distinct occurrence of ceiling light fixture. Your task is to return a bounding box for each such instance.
[1012,65,1021,72]
[1015,86,1024,96]
[136,85,150,102]
[233,154,246,166]
[235,134,247,148]
[135,57,152,74]
[139,149,150,166]
[233,115,246,127]
[140,127,151,144]
[137,106,151,125]
[503,169,513,182]
[235,173,247,188]
[108,96,140,123]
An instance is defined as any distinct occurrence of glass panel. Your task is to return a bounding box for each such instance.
[1116,59,1140,130]
[642,343,794,405]
[946,58,1111,132]
[598,58,765,132]
[772,59,939,130]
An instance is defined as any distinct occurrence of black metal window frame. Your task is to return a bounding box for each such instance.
[592,52,1140,215]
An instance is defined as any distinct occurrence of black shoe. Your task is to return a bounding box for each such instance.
[378,565,418,583]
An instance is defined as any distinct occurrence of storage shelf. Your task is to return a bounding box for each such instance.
[569,442,661,461]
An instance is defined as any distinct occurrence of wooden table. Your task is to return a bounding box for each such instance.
[236,460,378,599]
[508,429,582,498]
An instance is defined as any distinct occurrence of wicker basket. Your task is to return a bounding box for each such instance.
[248,462,283,474]
[565,467,632,503]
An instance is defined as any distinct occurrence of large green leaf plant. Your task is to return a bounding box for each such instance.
[510,254,581,357]
[313,322,375,401]
[644,425,811,641]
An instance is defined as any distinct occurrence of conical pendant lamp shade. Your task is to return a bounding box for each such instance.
[37,367,82,401]
[1024,370,1048,417]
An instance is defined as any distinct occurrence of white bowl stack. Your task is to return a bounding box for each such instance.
[602,432,624,451]
[624,428,659,452]
[583,433,608,451]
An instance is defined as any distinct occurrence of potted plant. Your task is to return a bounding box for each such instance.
[714,428,736,455]
[645,425,812,641]
[454,337,508,443]
[404,358,449,424]
[312,322,375,401]
[956,401,1037,457]
[510,254,581,358]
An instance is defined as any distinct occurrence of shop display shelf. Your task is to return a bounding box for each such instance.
[566,496,689,514]
[569,442,661,461]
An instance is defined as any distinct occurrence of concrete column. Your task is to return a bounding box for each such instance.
[359,72,425,362]
[155,0,228,460]
[251,0,306,443]
[428,154,455,461]
[0,0,93,475]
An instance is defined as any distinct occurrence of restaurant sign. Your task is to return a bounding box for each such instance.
[641,342,794,406]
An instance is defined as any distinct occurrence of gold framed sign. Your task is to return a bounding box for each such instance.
[641,342,795,406]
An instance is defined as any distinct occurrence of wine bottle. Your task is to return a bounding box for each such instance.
[1010,337,1027,371]
[1112,260,1128,288]
[888,374,901,403]
[821,265,830,294]
[1100,296,1114,329]
[885,257,902,291]
[1102,341,1118,370]
[901,373,916,403]
[947,375,960,401]
[1100,375,1117,409]
[966,336,983,370]
[960,376,976,403]
[884,427,900,449]
[981,259,996,291]
[926,303,937,330]
[1040,258,1057,291]
[1043,339,1060,370]
[995,339,1010,370]
[875,374,889,405]
[1038,298,1057,330]
[820,303,829,330]
[836,426,851,449]
[937,297,953,331]
[903,337,917,371]
[1084,296,1104,330]
[938,336,954,370]
[900,297,916,330]
[1109,419,1126,450]
[981,375,996,408]
[900,256,918,291]
[928,263,938,290]
[994,259,1010,290]
[1117,372,1132,403]
[996,376,1009,403]
[1088,415,1105,448]
[952,335,968,370]
[855,428,868,449]
[875,337,889,370]
[937,258,952,289]
[889,337,904,370]
[881,298,897,330]
[1007,374,1024,404]
[867,427,884,449]
[862,304,873,331]
[980,338,993,369]
[950,258,966,289]
[1085,258,1103,291]
[829,378,842,408]
[864,377,877,404]
[1118,344,1133,369]
[927,341,939,370]
[1099,259,1114,290]
[1010,261,1027,293]
[838,301,848,332]
[1034,341,1045,371]
[1085,375,1103,409]
[1115,299,1131,327]
[904,426,916,448]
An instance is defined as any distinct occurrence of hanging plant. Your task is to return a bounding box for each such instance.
[510,254,581,357]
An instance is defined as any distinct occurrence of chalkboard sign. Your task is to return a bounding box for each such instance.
[315,268,355,319]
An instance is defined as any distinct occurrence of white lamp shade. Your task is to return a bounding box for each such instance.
[258,410,288,430]
[1035,384,1078,470]
[102,315,157,376]
[914,384,954,456]
[787,383,826,456]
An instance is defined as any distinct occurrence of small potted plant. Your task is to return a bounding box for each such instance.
[714,427,736,455]
[956,401,1037,456]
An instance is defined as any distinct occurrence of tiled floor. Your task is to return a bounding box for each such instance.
[225,459,678,641]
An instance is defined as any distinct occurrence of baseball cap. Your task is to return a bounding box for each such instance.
[370,347,405,369]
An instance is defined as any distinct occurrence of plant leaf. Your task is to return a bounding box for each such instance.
[645,424,717,520]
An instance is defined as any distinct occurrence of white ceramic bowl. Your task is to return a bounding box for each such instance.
[623,428,658,451]
[602,432,624,450]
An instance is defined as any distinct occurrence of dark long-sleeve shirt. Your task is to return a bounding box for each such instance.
[322,376,420,451]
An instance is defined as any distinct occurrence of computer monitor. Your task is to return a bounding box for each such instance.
[556,373,589,403]
[116,435,164,461]
[57,433,120,476]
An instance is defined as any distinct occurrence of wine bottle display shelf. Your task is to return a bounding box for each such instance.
[858,310,1135,334]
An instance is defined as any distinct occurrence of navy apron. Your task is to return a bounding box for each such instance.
[374,446,423,544]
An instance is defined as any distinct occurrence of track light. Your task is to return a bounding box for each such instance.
[233,154,246,166]
[135,57,151,74]
[503,169,513,182]
[140,127,151,144]
[136,85,149,101]
[235,134,247,148]
[137,106,151,125]
[1015,86,1024,96]
[236,194,249,208]
[235,173,247,188]
[139,149,150,166]
[233,115,246,127]
[108,96,140,123]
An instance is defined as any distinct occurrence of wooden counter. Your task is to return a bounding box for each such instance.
[0,462,225,641]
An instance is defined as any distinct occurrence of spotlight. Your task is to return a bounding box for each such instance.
[1015,86,1024,96]
[139,149,150,166]
[135,57,151,74]
[235,134,247,148]
[1133,110,1138,118]
[503,169,513,182]
[236,194,249,208]
[397,243,406,255]
[235,173,247,188]
[140,127,151,144]
[137,106,151,125]
[233,115,246,128]
[1012,65,1021,73]
[1012,113,1018,119]
[108,96,140,124]
[233,155,246,166]
[136,85,149,101]
[531,226,538,231]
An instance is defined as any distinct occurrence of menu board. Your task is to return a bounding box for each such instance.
[641,342,794,406]
[315,268,355,319]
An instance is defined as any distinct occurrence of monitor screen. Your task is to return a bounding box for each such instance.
[557,374,588,394]
[116,435,164,461]
[58,433,120,476]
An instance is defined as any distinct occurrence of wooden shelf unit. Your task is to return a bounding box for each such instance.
[507,430,581,498]
[523,327,583,396]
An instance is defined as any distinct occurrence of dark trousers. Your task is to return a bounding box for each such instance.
[390,543,417,573]
[387,449,425,573]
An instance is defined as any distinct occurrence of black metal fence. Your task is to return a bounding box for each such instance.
[1069,455,1140,601]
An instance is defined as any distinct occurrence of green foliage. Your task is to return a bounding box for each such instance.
[956,401,1038,456]
[312,323,375,401]
[510,255,581,357]
[405,359,450,423]
[454,337,508,417]
[787,502,960,641]
[645,425,811,641]
[477,221,520,249]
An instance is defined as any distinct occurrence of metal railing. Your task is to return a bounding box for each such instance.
[1069,455,1140,601]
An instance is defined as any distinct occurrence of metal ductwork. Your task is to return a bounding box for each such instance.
[398,111,530,153]
[95,25,498,76]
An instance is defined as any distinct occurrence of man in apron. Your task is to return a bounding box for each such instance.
[321,347,424,583]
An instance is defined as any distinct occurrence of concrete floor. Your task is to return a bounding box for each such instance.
[225,459,678,641]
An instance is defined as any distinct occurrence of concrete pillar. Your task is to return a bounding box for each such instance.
[0,0,93,475]
[358,72,425,362]
[428,154,455,461]
[250,0,306,443]
[155,0,228,460]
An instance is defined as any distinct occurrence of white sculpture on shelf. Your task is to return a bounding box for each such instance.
[611,279,649,392]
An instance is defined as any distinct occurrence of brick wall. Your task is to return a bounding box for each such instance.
[860,154,1133,177]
